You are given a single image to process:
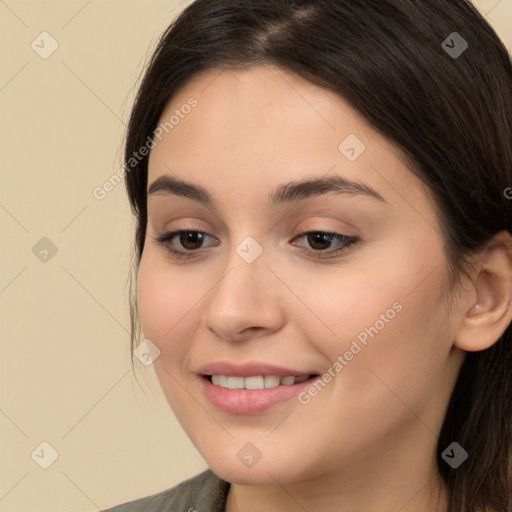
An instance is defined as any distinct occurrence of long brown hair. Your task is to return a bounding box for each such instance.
[122,1,512,510]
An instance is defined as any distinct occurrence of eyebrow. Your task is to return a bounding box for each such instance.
[147,174,388,207]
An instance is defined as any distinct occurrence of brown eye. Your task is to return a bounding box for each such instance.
[153,230,218,258]
[179,231,206,250]
[291,231,359,259]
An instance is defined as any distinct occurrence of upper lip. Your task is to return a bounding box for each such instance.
[197,361,318,378]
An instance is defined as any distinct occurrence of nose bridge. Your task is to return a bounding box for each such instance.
[202,234,284,338]
[211,236,268,313]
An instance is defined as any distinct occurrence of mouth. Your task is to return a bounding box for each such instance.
[199,373,321,415]
[204,373,318,389]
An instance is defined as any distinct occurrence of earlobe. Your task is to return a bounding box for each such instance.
[454,231,512,352]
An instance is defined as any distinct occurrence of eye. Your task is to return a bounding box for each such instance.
[152,230,218,258]
[290,231,359,259]
[152,229,359,260]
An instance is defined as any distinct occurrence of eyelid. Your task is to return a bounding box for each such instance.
[290,230,359,258]
[152,227,359,260]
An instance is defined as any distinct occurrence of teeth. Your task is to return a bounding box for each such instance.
[264,375,281,388]
[211,375,227,387]
[245,376,264,389]
[210,374,310,390]
[227,376,245,389]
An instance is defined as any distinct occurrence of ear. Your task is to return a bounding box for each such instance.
[454,230,512,352]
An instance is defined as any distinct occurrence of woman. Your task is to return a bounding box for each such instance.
[102,1,512,511]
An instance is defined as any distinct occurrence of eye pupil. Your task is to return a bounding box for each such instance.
[308,233,332,250]
[181,231,204,250]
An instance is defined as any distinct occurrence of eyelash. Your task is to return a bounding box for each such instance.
[152,229,359,260]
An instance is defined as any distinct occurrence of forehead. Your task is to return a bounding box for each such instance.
[146,65,426,213]
[148,64,370,170]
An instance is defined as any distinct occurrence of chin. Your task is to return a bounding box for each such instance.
[204,448,313,486]
[210,461,286,485]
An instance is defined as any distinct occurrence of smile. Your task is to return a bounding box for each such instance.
[209,374,311,389]
[196,361,321,414]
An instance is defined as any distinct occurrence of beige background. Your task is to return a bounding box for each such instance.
[0,1,510,510]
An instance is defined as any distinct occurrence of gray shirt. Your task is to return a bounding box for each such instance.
[101,469,230,512]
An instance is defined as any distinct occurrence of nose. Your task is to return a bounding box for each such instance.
[202,246,285,342]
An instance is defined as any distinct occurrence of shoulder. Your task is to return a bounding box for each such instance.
[100,468,231,512]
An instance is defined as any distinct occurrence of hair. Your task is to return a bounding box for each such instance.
[121,1,512,510]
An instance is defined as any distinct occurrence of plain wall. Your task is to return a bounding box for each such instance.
[0,1,510,510]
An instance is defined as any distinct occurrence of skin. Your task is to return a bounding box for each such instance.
[136,65,512,512]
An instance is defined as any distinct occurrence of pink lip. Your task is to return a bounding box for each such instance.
[199,374,317,415]
[196,361,320,414]
[196,360,316,377]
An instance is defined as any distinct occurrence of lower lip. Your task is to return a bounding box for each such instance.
[199,376,316,415]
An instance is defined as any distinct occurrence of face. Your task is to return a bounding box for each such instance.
[137,65,466,486]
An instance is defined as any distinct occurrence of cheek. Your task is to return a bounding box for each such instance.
[280,250,410,361]
[136,250,202,362]
[299,237,452,397]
